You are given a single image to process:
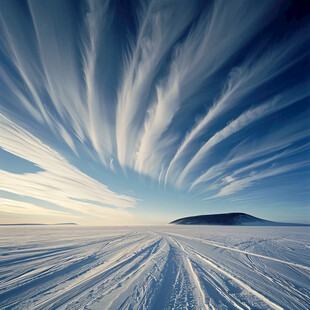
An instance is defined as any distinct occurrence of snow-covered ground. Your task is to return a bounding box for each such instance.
[0,225,309,309]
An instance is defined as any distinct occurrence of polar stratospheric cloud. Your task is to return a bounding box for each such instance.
[0,1,310,309]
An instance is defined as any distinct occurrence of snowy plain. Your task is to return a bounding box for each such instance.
[0,225,309,310]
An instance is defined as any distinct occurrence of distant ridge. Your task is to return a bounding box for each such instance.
[170,213,309,226]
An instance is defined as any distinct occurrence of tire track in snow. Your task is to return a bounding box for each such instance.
[165,232,310,271]
[92,236,168,310]
[150,235,199,310]
[170,237,246,310]
[32,235,162,309]
[0,233,150,308]
[1,232,160,310]
[163,237,205,310]
[1,227,308,309]
[186,257,210,310]
[181,243,284,310]
[168,235,285,310]
[189,260,250,310]
[242,253,310,307]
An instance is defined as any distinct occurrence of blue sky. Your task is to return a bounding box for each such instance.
[0,0,309,225]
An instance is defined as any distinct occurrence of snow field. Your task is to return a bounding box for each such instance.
[0,226,309,309]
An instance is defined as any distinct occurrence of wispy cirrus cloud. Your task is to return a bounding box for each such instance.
[0,0,85,153]
[189,118,310,192]
[0,198,70,217]
[116,0,197,168]
[177,84,310,187]
[0,113,135,222]
[210,160,310,198]
[0,0,308,221]
[82,0,114,164]
[135,0,275,179]
[205,142,310,193]
[0,0,116,165]
[164,31,309,184]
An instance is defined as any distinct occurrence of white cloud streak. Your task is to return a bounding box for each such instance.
[0,1,87,154]
[164,32,309,184]
[0,1,116,163]
[0,113,135,221]
[177,85,310,187]
[206,143,310,192]
[0,198,69,217]
[116,0,197,168]
[0,9,48,124]
[82,0,113,164]
[135,0,275,179]
[211,160,310,198]
[189,120,310,191]
[0,0,308,215]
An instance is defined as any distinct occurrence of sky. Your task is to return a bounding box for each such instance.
[0,0,309,225]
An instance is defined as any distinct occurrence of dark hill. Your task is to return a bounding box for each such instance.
[170,213,308,226]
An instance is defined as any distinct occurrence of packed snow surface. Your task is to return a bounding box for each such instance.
[0,226,309,309]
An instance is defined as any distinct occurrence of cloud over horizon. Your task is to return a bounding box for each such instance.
[0,0,309,224]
